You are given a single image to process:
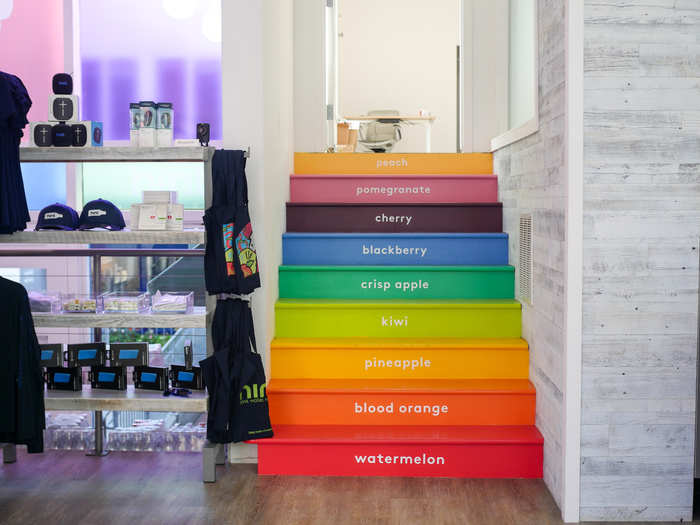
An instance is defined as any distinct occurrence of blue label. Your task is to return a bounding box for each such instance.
[78,349,97,360]
[118,349,139,360]
[177,371,194,382]
[140,372,157,383]
[54,373,70,383]
[41,350,54,361]
[98,372,116,382]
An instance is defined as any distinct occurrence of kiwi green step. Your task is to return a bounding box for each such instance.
[279,266,514,300]
[275,299,521,338]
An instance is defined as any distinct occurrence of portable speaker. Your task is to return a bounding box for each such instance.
[109,342,148,367]
[196,123,210,147]
[169,365,203,390]
[40,344,63,368]
[49,94,79,122]
[46,367,82,391]
[65,342,107,367]
[51,123,72,147]
[52,73,73,95]
[71,123,87,147]
[90,366,127,390]
[30,122,53,147]
[134,366,168,391]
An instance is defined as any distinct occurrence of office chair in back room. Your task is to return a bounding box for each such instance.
[357,110,403,153]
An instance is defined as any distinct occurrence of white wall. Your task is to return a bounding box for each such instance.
[508,0,536,130]
[337,0,459,153]
[221,0,294,462]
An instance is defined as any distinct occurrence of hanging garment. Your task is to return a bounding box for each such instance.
[204,150,261,295]
[0,71,32,234]
[201,298,272,444]
[0,277,45,453]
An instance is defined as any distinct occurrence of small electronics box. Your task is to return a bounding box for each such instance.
[45,367,82,391]
[51,123,72,147]
[89,366,127,390]
[71,121,103,147]
[134,366,168,391]
[169,365,203,390]
[30,122,54,147]
[49,94,79,122]
[40,344,63,368]
[109,342,148,367]
[66,342,107,367]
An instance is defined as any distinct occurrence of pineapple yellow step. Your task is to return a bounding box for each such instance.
[271,338,529,379]
[275,299,521,338]
[294,152,493,175]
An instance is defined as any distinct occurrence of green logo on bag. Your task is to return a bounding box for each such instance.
[240,383,267,405]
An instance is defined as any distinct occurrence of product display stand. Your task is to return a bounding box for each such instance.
[0,146,223,481]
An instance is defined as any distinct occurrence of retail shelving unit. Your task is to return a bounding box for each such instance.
[0,146,224,482]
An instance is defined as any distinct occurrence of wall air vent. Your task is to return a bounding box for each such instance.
[519,214,533,305]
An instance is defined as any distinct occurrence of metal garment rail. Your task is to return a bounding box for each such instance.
[1,247,204,457]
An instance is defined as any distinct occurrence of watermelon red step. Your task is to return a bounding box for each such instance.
[252,425,543,478]
[267,378,536,426]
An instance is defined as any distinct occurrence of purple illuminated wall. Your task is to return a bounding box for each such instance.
[80,1,222,141]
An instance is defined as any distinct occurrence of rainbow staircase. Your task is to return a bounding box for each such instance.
[252,153,543,478]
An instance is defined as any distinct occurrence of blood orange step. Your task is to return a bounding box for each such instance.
[271,338,529,379]
[294,152,493,175]
[267,378,536,426]
[290,174,498,204]
[252,425,543,478]
[286,203,503,233]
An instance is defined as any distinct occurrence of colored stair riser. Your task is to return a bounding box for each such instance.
[257,442,543,478]
[278,266,514,300]
[268,392,535,426]
[294,152,493,175]
[275,303,522,338]
[282,233,509,266]
[290,175,498,204]
[270,347,529,379]
[286,203,503,233]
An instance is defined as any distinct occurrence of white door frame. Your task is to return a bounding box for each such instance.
[563,0,584,522]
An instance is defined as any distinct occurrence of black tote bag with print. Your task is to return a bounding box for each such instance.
[234,304,273,441]
[204,150,261,295]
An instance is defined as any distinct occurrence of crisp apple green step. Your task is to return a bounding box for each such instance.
[279,265,514,300]
[275,299,521,338]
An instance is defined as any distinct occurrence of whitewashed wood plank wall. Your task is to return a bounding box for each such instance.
[493,0,567,511]
[581,0,700,521]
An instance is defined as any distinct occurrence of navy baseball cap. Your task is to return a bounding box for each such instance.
[36,203,80,231]
[79,199,126,231]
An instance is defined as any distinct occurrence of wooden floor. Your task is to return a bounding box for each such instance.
[0,449,694,525]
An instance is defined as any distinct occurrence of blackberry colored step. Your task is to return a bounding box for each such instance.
[267,378,536,426]
[282,233,508,266]
[274,299,521,338]
[252,425,544,478]
[286,203,503,233]
[294,152,493,175]
[278,265,514,300]
[270,338,529,380]
[289,174,498,204]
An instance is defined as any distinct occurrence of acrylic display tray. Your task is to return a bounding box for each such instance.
[61,294,102,314]
[28,291,61,314]
[150,291,194,314]
[100,292,150,314]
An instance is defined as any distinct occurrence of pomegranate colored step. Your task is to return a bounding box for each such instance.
[252,425,543,478]
[290,174,498,204]
[267,378,536,426]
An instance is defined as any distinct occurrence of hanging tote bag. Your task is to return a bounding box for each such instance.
[234,304,273,441]
[204,150,261,295]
